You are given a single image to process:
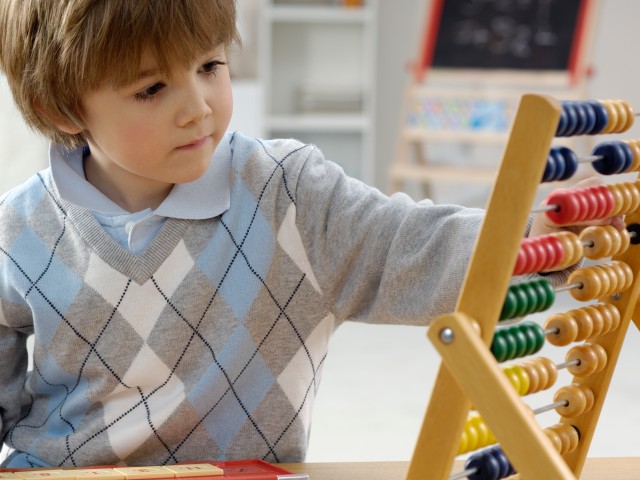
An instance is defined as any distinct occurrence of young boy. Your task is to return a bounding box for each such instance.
[0,0,612,469]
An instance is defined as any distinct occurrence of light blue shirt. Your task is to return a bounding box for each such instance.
[49,138,231,255]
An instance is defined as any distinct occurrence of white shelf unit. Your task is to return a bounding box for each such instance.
[258,1,377,183]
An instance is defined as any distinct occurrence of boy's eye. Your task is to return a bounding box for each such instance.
[199,60,226,75]
[134,82,165,102]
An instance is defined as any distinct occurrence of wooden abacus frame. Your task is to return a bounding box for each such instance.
[406,94,640,479]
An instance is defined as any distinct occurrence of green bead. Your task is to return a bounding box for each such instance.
[520,283,541,315]
[512,285,530,318]
[520,322,544,355]
[502,329,517,360]
[491,331,508,362]
[537,278,556,310]
[530,322,546,353]
[511,327,528,358]
[500,289,518,320]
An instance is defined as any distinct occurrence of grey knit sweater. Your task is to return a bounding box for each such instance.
[0,132,486,467]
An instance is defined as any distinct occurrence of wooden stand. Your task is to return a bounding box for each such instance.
[390,0,599,199]
[405,94,640,479]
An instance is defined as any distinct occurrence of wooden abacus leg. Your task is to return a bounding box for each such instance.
[427,312,575,478]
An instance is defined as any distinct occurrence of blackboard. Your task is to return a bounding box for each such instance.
[417,0,591,78]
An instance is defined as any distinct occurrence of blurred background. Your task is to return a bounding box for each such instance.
[2,0,640,464]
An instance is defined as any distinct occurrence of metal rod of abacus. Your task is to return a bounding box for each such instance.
[531,204,558,214]
[555,282,583,293]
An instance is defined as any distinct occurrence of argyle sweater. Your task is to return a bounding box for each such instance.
[0,132,487,467]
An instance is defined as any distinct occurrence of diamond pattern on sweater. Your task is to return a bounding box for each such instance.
[104,343,186,460]
[188,324,274,453]
[277,204,321,294]
[197,179,275,322]
[277,313,334,436]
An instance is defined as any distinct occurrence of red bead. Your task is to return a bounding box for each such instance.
[546,189,581,225]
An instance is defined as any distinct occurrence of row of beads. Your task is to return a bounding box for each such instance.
[542,140,640,183]
[459,412,582,463]
[556,99,634,137]
[543,181,640,226]
[503,261,631,321]
[517,227,631,276]
[505,357,557,395]
[567,261,633,302]
[490,322,545,362]
[581,225,631,259]
[459,425,579,480]
[492,303,620,362]
[544,303,621,347]
[502,343,606,398]
[499,279,554,320]
[513,226,630,277]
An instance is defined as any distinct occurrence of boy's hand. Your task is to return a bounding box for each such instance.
[530,176,626,239]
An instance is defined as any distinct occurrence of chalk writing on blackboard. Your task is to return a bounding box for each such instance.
[424,0,586,72]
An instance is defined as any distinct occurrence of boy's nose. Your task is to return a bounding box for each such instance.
[176,85,212,127]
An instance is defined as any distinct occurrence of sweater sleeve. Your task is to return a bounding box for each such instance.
[0,318,29,440]
[294,147,485,327]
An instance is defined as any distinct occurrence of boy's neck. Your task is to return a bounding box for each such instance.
[83,154,174,213]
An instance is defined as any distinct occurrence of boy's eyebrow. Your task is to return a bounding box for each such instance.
[135,68,161,81]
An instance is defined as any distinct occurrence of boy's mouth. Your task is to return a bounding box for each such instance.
[176,135,210,150]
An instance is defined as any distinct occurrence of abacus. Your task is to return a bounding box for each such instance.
[406,94,640,480]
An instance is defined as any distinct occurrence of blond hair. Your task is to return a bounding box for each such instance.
[0,0,240,148]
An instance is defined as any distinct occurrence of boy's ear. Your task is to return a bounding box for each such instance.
[33,98,83,135]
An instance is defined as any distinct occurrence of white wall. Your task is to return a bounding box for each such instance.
[0,77,48,194]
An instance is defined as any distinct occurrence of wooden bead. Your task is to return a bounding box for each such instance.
[624,139,640,171]
[618,227,631,256]
[569,308,594,341]
[602,100,620,134]
[568,268,603,301]
[582,305,605,337]
[544,429,563,453]
[554,384,589,417]
[607,184,625,216]
[553,231,582,268]
[600,303,621,333]
[619,100,635,132]
[534,356,557,390]
[580,226,613,259]
[521,361,540,394]
[567,343,608,377]
[593,343,608,372]
[545,312,578,346]
[548,423,580,455]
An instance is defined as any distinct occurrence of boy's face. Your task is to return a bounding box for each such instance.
[70,44,233,211]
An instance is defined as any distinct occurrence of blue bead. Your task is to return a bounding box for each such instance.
[556,105,569,136]
[488,446,512,478]
[619,141,634,172]
[587,100,609,134]
[466,451,501,480]
[581,102,597,135]
[542,152,558,182]
[561,102,579,137]
[593,142,626,175]
[572,102,589,135]
[556,146,578,180]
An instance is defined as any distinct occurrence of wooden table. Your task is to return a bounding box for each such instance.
[281,458,640,479]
